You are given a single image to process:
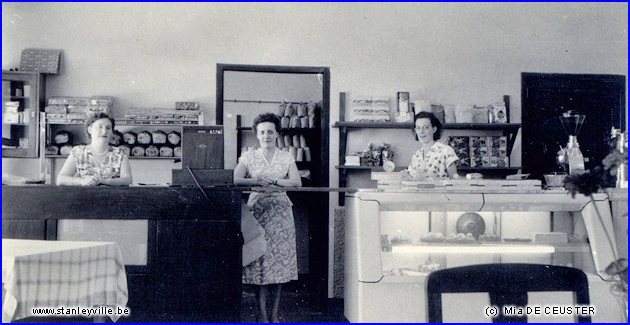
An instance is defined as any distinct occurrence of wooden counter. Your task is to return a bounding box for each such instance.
[2,185,242,322]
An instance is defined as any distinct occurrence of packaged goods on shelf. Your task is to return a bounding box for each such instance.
[3,102,20,123]
[175,101,199,110]
[490,101,508,123]
[449,136,470,167]
[351,96,390,122]
[48,97,90,106]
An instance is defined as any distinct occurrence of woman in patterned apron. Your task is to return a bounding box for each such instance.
[57,112,132,186]
[405,111,459,180]
[234,112,302,322]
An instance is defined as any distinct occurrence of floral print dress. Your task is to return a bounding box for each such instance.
[407,141,459,179]
[69,145,126,179]
[240,148,298,285]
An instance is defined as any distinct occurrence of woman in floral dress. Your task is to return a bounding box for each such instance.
[405,111,459,180]
[57,112,132,186]
[233,112,301,323]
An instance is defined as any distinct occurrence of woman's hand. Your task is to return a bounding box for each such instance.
[400,169,413,181]
[77,175,99,186]
[257,175,278,186]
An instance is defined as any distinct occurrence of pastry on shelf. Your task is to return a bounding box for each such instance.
[418,257,441,272]
[390,235,412,245]
[479,234,501,242]
[445,232,476,244]
[419,232,445,243]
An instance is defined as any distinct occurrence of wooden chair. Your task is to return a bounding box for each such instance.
[427,263,591,323]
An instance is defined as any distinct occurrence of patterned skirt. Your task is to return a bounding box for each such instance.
[242,196,298,285]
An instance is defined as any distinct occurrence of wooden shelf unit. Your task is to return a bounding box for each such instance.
[334,92,522,205]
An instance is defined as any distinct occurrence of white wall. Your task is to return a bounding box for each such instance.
[3,2,627,296]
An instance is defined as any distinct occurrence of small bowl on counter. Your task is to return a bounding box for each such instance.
[543,173,567,189]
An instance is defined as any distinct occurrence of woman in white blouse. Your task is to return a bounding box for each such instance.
[405,111,459,180]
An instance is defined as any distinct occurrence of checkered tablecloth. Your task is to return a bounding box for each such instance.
[2,239,128,322]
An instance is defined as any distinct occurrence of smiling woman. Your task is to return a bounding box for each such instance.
[56,112,132,186]
[404,111,459,180]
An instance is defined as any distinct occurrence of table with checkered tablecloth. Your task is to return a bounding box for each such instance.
[2,239,128,322]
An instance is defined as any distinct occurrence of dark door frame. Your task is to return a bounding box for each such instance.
[216,63,331,304]
[521,72,626,179]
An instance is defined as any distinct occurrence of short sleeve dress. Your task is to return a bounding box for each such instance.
[240,148,298,285]
[69,145,127,179]
[407,141,459,179]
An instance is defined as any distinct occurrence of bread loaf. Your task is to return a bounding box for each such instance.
[276,137,284,148]
[122,131,137,145]
[137,131,152,145]
[54,130,73,145]
[173,146,182,157]
[167,131,181,146]
[300,135,307,148]
[45,145,59,155]
[118,145,131,157]
[292,135,300,147]
[59,145,73,156]
[296,148,304,162]
[109,130,123,146]
[297,104,307,117]
[145,145,159,157]
[300,116,309,128]
[281,116,290,129]
[152,130,167,144]
[290,115,300,128]
[131,146,145,156]
[304,147,311,162]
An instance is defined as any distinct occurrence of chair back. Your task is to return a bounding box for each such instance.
[426,263,591,323]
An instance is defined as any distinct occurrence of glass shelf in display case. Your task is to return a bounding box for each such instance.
[344,189,622,323]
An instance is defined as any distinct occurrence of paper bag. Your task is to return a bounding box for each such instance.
[241,203,266,267]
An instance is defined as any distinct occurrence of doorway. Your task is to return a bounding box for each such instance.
[521,72,626,180]
[216,63,331,305]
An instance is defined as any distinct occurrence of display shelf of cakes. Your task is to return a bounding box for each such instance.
[380,232,589,253]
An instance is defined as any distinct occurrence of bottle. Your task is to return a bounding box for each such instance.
[611,128,628,188]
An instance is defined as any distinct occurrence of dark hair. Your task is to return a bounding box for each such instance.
[413,111,442,141]
[252,112,281,134]
[85,112,115,137]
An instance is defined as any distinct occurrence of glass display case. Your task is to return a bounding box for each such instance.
[344,189,622,323]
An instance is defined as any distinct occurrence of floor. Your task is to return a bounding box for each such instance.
[15,279,346,323]
[240,284,347,323]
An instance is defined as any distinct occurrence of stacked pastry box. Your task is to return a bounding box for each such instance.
[350,96,390,122]
[45,96,113,156]
[449,136,509,168]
